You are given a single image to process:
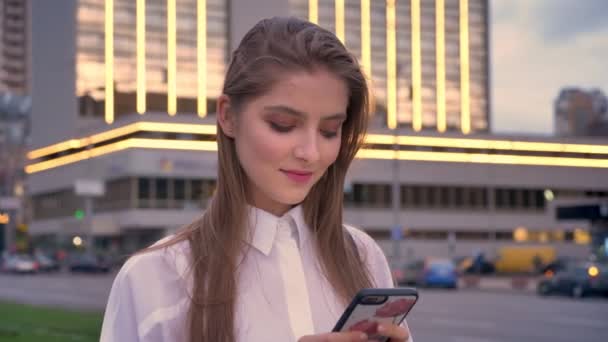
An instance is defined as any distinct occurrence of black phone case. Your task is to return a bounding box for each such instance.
[332,288,418,342]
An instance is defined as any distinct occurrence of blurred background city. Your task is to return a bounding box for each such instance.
[0,0,606,341]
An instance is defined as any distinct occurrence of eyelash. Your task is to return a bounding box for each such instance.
[269,122,339,139]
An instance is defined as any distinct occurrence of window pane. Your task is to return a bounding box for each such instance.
[191,180,203,200]
[156,179,168,200]
[138,178,150,199]
[174,179,186,200]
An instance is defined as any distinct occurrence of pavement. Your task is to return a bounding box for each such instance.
[409,288,608,342]
[458,275,541,295]
[1,272,607,342]
[0,271,542,312]
[0,271,116,311]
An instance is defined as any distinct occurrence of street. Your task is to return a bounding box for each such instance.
[409,289,607,342]
[0,273,607,341]
[0,272,114,311]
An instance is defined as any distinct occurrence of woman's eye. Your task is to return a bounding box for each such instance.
[321,130,338,138]
[269,122,294,133]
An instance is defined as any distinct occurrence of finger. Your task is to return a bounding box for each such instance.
[377,323,409,341]
[328,332,369,342]
[299,331,369,342]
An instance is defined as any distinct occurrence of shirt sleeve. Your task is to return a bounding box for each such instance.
[346,225,415,342]
[100,266,141,342]
[99,244,190,342]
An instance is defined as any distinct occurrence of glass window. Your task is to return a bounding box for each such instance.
[174,179,186,200]
[507,189,518,209]
[156,179,168,200]
[138,178,150,199]
[191,179,203,201]
[440,187,450,207]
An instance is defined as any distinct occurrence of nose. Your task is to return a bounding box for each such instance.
[293,130,321,163]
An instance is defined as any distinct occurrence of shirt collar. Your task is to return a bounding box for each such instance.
[247,204,309,256]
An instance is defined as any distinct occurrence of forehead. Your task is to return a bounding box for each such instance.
[248,69,349,118]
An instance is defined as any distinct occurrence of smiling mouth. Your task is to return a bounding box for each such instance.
[280,169,313,183]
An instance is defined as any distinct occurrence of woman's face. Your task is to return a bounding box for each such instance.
[219,68,348,216]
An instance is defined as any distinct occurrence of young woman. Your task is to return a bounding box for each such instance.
[100,16,413,342]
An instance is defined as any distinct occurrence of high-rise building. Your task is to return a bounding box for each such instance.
[26,0,607,260]
[75,0,228,121]
[555,88,608,137]
[291,0,490,133]
[0,0,28,95]
[0,0,30,252]
[33,0,489,144]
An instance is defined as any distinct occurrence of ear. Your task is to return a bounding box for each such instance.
[217,94,236,138]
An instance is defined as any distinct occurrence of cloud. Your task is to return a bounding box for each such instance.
[491,0,608,135]
[532,0,608,42]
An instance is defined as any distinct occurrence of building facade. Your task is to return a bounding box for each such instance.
[555,87,608,137]
[26,0,607,262]
[290,0,490,133]
[0,0,28,95]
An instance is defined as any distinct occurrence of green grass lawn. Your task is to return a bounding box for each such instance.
[0,301,103,342]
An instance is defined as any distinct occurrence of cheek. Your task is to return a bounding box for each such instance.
[320,139,342,167]
[239,127,289,168]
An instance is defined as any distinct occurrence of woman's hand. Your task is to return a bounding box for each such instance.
[298,331,368,341]
[376,322,410,341]
[297,323,410,342]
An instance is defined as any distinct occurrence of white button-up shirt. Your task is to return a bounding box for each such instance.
[100,205,412,341]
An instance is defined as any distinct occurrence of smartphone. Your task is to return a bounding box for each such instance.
[332,288,418,342]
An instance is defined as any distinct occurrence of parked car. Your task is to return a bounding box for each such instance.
[34,252,60,272]
[391,262,406,286]
[453,255,495,275]
[2,254,39,274]
[68,253,111,273]
[537,262,608,298]
[398,258,458,289]
[540,256,580,276]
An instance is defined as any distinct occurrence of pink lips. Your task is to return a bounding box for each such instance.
[281,169,313,183]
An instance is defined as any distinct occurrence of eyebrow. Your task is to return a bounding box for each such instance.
[264,105,347,121]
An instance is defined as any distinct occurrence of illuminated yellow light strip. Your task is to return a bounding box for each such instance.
[105,0,114,124]
[28,122,218,160]
[365,134,608,154]
[436,0,446,133]
[28,123,142,159]
[335,0,345,43]
[197,0,207,117]
[137,122,216,135]
[411,0,422,131]
[26,141,131,174]
[167,0,177,115]
[361,0,371,78]
[361,0,373,114]
[28,139,82,160]
[460,0,471,134]
[309,0,318,24]
[26,137,608,174]
[128,138,217,151]
[137,0,146,114]
[26,139,218,174]
[356,149,608,169]
[28,121,608,161]
[386,0,397,129]
[88,122,141,144]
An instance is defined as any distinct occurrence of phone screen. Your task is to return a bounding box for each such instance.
[334,292,417,340]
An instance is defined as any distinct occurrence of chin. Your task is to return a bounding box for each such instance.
[276,190,310,206]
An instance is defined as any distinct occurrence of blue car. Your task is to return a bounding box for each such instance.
[399,258,458,289]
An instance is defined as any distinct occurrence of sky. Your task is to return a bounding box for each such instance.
[491,0,608,136]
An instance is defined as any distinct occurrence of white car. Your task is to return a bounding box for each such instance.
[3,254,39,273]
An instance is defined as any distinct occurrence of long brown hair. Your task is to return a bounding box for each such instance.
[154,17,373,342]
